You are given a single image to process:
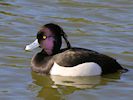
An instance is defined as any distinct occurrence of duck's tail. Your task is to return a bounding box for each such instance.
[114,60,129,73]
[120,68,129,73]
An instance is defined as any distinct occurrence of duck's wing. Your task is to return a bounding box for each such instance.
[54,47,110,66]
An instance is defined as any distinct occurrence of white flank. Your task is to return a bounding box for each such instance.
[50,62,102,76]
[25,39,39,51]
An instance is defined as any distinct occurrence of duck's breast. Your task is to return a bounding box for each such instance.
[50,62,102,76]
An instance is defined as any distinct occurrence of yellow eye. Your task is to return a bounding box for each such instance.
[43,36,47,39]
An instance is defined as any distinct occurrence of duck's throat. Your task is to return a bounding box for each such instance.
[44,49,53,55]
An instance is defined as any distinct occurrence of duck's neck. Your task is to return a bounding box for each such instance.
[44,49,53,55]
[43,49,60,56]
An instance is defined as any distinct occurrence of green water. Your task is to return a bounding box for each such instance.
[0,0,133,100]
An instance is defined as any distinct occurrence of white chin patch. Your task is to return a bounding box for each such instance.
[25,39,39,51]
[50,62,102,76]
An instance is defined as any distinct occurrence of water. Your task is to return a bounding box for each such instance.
[0,0,133,100]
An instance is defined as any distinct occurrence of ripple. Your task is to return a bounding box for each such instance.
[0,2,20,7]
[0,11,18,16]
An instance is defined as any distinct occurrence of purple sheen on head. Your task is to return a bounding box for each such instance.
[40,37,54,55]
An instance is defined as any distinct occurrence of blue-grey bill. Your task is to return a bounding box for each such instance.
[25,39,39,51]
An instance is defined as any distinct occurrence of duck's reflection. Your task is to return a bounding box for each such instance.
[50,75,101,89]
[30,71,121,100]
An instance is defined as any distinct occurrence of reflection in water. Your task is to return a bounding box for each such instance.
[31,71,122,100]
[50,75,101,89]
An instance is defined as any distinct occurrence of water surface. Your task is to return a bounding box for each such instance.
[0,0,133,100]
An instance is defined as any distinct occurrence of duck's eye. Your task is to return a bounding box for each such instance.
[43,36,47,40]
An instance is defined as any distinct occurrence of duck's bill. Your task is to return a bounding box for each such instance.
[25,39,39,51]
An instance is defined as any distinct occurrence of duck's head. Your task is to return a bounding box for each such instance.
[25,23,71,55]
